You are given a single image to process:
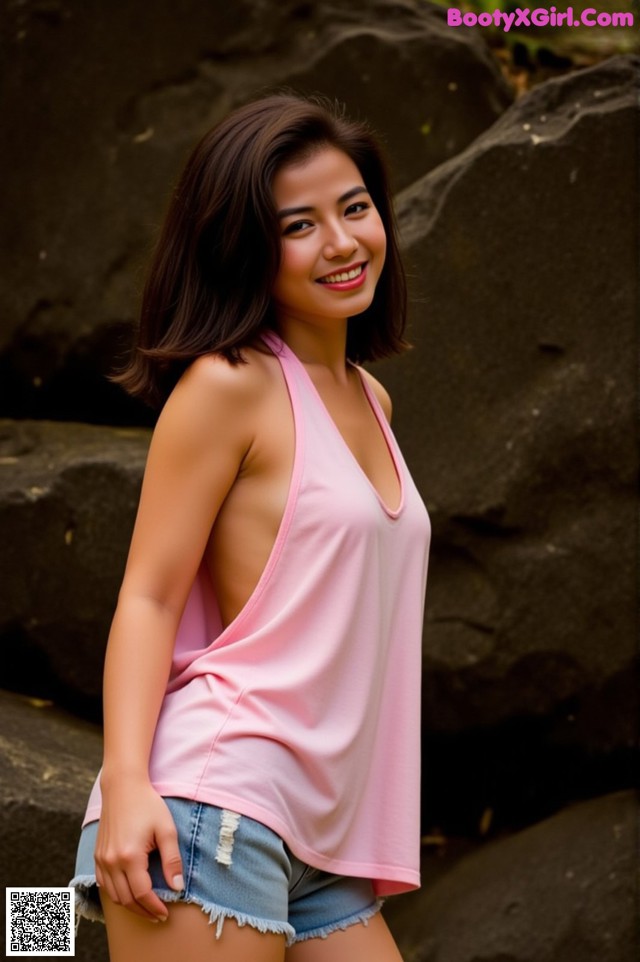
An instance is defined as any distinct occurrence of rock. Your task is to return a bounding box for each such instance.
[0,0,510,423]
[384,790,638,962]
[366,55,639,833]
[284,2,513,192]
[0,688,107,961]
[371,54,637,743]
[0,419,148,717]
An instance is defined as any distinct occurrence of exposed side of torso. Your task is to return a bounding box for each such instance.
[201,343,401,630]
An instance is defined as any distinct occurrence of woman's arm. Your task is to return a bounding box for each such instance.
[95,353,260,922]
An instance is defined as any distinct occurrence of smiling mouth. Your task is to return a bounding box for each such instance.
[316,262,367,284]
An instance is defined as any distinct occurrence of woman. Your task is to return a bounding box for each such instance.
[70,91,431,962]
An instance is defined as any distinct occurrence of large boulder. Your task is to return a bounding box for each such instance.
[282,4,513,190]
[0,418,147,715]
[385,789,638,962]
[0,0,510,424]
[368,55,638,829]
[0,688,107,961]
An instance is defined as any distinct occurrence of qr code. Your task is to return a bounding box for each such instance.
[6,887,75,956]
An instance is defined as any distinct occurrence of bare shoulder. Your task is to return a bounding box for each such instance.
[356,365,393,423]
[152,346,274,459]
[178,346,272,405]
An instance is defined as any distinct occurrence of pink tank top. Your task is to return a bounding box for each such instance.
[83,330,431,895]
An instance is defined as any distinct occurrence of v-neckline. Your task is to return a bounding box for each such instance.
[263,330,405,519]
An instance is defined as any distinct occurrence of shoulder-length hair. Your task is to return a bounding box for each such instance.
[109,91,409,410]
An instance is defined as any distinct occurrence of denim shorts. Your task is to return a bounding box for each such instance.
[69,797,383,946]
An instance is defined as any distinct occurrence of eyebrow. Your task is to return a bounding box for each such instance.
[276,185,369,220]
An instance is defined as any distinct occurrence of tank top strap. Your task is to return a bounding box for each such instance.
[260,328,287,359]
[260,327,407,519]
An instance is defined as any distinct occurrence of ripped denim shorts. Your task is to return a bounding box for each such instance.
[69,797,383,946]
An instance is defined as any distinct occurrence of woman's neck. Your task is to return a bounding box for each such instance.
[275,314,349,382]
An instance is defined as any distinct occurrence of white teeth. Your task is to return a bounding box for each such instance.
[319,264,364,284]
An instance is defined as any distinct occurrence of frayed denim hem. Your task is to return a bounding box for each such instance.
[69,874,104,934]
[69,874,297,946]
[291,896,385,943]
[154,888,297,945]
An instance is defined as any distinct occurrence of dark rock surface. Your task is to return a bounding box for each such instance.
[0,4,636,954]
[385,789,639,962]
[0,0,511,424]
[0,418,147,717]
[369,55,638,829]
[0,688,107,961]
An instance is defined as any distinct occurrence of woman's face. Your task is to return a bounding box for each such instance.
[270,146,387,329]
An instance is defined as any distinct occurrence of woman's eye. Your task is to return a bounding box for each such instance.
[346,202,370,215]
[283,220,312,235]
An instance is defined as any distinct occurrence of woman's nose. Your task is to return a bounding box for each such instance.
[323,223,358,259]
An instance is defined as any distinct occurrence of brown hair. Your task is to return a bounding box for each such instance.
[109,91,409,410]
